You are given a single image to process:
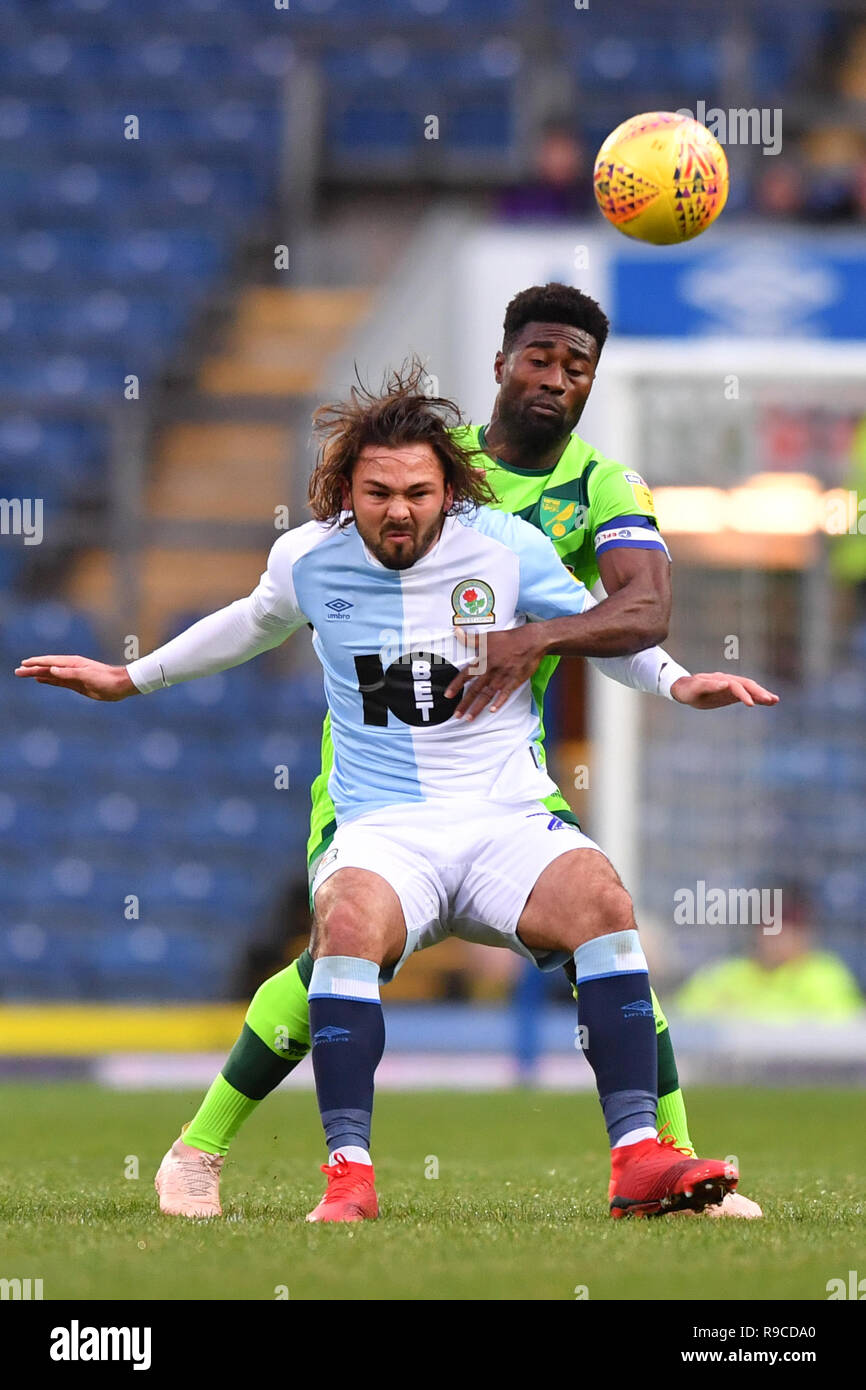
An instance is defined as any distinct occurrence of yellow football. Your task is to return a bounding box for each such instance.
[593,111,729,245]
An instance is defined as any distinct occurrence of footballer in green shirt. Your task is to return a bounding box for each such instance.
[161,283,771,1219]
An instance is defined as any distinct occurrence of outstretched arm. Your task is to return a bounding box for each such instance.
[446,548,777,717]
[588,540,779,706]
[125,596,301,693]
[15,529,313,700]
[15,596,299,700]
[590,646,778,709]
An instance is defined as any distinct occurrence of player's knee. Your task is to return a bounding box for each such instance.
[312,911,366,959]
[584,880,636,940]
[311,895,387,960]
[311,869,403,963]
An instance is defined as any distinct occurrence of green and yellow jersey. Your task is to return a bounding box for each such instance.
[306,426,668,872]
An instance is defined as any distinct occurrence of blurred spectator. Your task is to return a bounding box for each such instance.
[754,128,866,223]
[755,159,807,219]
[836,20,866,103]
[675,883,863,1021]
[800,126,865,222]
[498,120,594,222]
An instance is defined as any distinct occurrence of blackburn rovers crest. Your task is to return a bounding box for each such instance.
[451,579,495,626]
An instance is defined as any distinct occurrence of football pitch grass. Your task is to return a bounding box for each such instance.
[1,1083,863,1302]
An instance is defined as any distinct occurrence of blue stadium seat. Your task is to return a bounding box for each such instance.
[328,101,418,157]
[0,923,90,998]
[0,416,105,467]
[0,228,225,285]
[0,855,45,908]
[0,296,187,366]
[0,601,99,659]
[0,475,64,531]
[450,99,513,150]
[0,548,25,586]
[0,353,123,401]
[102,229,226,280]
[88,928,235,1001]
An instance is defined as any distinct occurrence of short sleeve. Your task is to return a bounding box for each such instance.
[588,461,670,561]
[511,514,591,621]
[250,523,322,628]
[588,460,659,531]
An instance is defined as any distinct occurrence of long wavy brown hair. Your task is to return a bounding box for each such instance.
[308,360,496,526]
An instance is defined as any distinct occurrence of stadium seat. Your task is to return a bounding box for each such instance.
[0,601,100,660]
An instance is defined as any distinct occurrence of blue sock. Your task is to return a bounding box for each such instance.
[309,955,385,1160]
[575,930,658,1148]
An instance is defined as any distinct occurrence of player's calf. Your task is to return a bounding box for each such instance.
[305,868,404,1220]
[519,848,738,1218]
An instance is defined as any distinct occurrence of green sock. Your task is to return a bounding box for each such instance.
[183,1075,260,1157]
[651,987,695,1155]
[183,952,313,1156]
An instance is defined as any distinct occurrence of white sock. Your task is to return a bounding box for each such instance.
[330,1146,372,1166]
[613,1126,657,1149]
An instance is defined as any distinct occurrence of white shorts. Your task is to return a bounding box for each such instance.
[310,798,603,981]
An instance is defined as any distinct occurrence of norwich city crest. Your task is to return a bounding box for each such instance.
[451,579,495,626]
[539,493,586,540]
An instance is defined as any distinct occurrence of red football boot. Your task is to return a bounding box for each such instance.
[609,1131,738,1219]
[305,1155,379,1224]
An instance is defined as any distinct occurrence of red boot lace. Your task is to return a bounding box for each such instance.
[656,1121,697,1158]
[318,1159,372,1201]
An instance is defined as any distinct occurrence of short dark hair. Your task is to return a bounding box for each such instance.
[502,282,610,358]
[308,359,496,526]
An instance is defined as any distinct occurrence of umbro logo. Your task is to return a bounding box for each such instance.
[313,1025,351,1044]
[325,598,353,620]
[621,999,654,1019]
[526,811,565,830]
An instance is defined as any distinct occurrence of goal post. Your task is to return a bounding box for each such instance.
[587,338,866,919]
